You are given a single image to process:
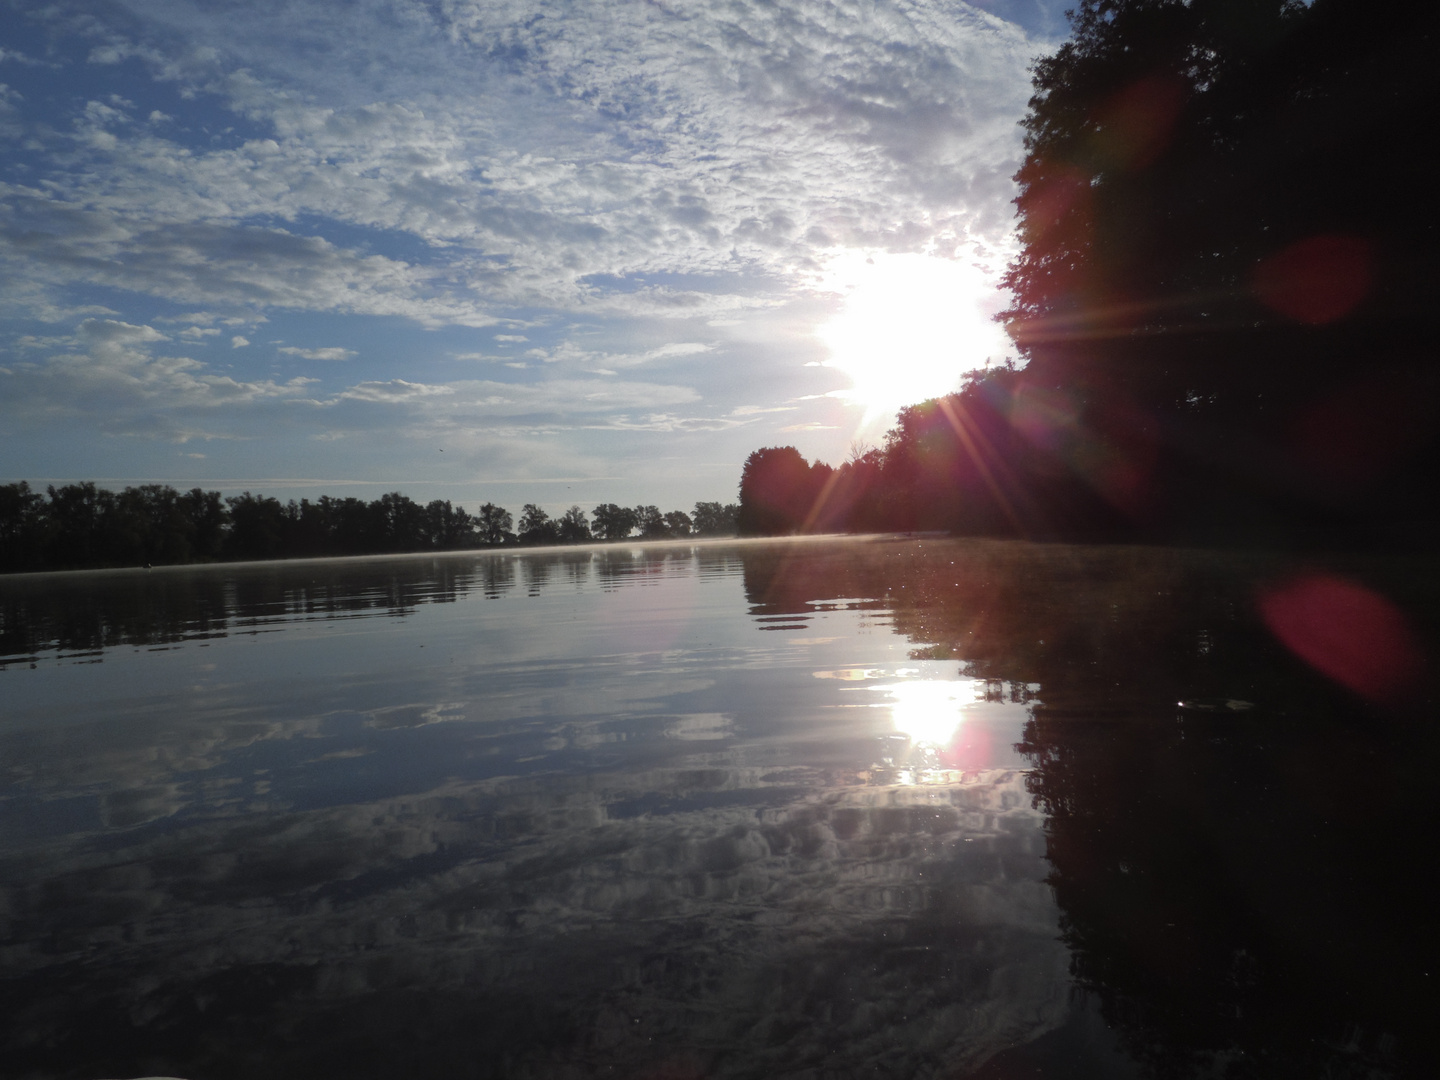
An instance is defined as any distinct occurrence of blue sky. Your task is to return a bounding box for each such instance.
[1,0,1063,515]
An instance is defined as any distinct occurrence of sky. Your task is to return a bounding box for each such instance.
[1,0,1064,516]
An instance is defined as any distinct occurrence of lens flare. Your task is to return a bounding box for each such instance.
[1252,235,1373,325]
[1258,574,1424,702]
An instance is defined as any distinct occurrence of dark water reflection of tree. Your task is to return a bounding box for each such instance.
[746,538,1438,1079]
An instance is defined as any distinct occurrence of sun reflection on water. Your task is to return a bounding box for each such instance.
[875,678,976,748]
[813,667,1040,786]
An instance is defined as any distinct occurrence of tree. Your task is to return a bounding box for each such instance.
[0,482,46,572]
[557,505,591,543]
[691,501,739,537]
[634,505,667,539]
[663,510,692,538]
[225,492,287,560]
[111,484,202,565]
[372,492,426,552]
[591,503,638,541]
[476,503,513,545]
[997,0,1440,540]
[43,483,108,567]
[518,503,559,545]
[738,447,829,536]
[181,488,228,560]
[421,500,477,549]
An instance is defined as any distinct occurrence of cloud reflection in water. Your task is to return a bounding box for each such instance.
[4,538,1249,1079]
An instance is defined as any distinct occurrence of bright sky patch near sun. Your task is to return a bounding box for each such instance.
[0,0,1062,512]
[817,251,1017,437]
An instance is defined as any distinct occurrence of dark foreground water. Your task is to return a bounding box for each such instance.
[1,537,1436,1080]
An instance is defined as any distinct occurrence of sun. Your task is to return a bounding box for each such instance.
[816,251,1014,436]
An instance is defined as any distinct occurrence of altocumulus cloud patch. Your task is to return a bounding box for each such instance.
[0,0,1048,505]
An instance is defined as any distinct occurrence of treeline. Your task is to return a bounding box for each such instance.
[742,0,1440,548]
[0,482,739,574]
[738,366,1143,541]
[740,357,1438,547]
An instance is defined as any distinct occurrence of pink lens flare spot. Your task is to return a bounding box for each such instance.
[941,724,994,772]
[1258,574,1424,702]
[1252,234,1373,325]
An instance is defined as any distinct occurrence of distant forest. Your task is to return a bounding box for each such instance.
[740,0,1439,549]
[0,482,739,574]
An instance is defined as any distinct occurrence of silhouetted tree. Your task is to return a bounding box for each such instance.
[476,503,514,545]
[591,503,638,540]
[4,478,742,572]
[518,503,560,545]
[44,483,115,567]
[634,505,667,539]
[420,499,477,549]
[181,488,228,560]
[691,501,740,537]
[108,485,199,565]
[662,510,692,538]
[999,0,1440,541]
[738,447,830,535]
[557,505,591,543]
[0,482,47,572]
[368,492,422,552]
[225,492,287,561]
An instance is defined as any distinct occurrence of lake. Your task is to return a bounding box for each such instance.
[1,537,1435,1079]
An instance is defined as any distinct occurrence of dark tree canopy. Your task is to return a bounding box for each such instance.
[3,484,737,573]
[738,447,832,536]
[557,506,592,543]
[590,503,638,541]
[1001,0,1440,517]
[991,0,1440,541]
[691,501,740,537]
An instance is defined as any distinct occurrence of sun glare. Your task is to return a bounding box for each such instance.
[817,251,1014,435]
[876,678,976,748]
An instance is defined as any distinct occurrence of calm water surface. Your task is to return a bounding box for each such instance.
[1,538,1436,1079]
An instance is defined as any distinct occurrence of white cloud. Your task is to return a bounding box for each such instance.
[338,379,454,402]
[77,318,168,350]
[1,0,1032,324]
[0,319,319,439]
[0,48,47,67]
[277,345,356,361]
[422,378,699,418]
[0,190,502,328]
[158,311,258,327]
[589,413,753,433]
[732,404,797,416]
[0,0,1040,490]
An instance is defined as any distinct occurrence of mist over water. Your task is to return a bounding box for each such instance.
[1,539,1435,1078]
